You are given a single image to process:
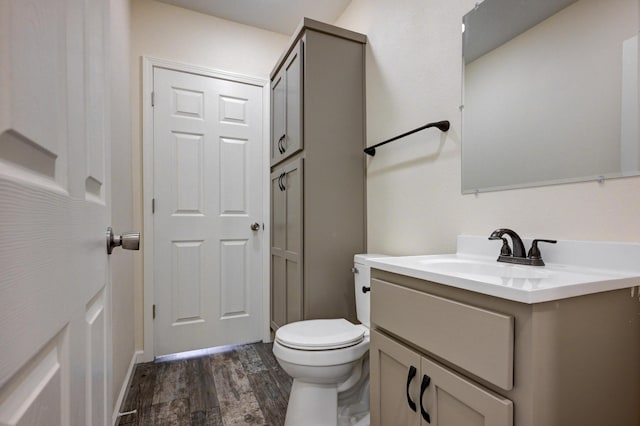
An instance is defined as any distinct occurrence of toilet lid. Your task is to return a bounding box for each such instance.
[275,319,365,350]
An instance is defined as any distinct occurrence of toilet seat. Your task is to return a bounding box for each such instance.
[276,319,364,350]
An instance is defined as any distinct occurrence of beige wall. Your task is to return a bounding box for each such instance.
[335,0,640,256]
[130,0,289,352]
[110,0,135,414]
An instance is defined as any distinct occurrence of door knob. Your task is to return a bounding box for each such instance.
[106,227,141,255]
[250,222,260,231]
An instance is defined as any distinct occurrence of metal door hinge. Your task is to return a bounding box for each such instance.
[152,198,155,214]
[151,91,155,107]
[153,304,156,319]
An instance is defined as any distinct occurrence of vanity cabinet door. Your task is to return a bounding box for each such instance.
[270,158,304,329]
[420,356,513,426]
[370,329,422,426]
[270,40,303,166]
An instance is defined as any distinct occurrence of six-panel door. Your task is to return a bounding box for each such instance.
[0,0,112,424]
[152,67,264,356]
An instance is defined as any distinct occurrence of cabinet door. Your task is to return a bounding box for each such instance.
[270,71,285,165]
[420,357,513,426]
[370,330,422,426]
[283,40,303,158]
[270,158,304,329]
[270,40,303,166]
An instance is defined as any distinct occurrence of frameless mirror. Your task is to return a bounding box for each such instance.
[462,0,640,193]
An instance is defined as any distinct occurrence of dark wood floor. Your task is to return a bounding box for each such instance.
[116,342,292,426]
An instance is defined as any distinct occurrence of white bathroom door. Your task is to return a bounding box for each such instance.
[153,67,264,356]
[0,0,112,425]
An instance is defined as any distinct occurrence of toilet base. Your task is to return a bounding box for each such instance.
[283,357,370,426]
[285,380,338,426]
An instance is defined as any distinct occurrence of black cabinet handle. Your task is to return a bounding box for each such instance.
[361,286,370,293]
[278,137,284,154]
[406,366,417,412]
[280,134,286,152]
[277,136,284,154]
[278,173,285,191]
[420,374,431,423]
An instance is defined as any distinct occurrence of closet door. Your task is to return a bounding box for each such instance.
[270,158,304,329]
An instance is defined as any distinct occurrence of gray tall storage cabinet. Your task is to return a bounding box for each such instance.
[270,19,367,331]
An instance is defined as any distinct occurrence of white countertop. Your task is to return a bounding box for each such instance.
[366,236,640,304]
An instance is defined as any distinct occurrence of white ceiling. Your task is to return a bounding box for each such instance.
[157,0,353,35]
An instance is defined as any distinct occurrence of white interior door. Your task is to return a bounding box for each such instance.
[153,67,264,356]
[0,0,112,425]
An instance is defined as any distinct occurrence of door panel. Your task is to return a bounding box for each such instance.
[421,356,513,426]
[269,158,303,329]
[0,0,111,424]
[270,40,303,166]
[370,330,422,426]
[153,67,263,356]
[283,41,303,158]
[271,73,285,164]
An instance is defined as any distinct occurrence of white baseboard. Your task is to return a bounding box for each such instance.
[112,350,144,426]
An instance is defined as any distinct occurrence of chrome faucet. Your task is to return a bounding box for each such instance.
[488,228,556,266]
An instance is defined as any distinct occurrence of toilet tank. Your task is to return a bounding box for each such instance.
[353,254,388,329]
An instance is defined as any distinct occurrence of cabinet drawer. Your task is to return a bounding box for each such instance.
[371,279,514,390]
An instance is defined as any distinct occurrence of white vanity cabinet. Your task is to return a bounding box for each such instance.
[370,269,640,426]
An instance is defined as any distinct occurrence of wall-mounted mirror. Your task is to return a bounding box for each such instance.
[462,0,639,193]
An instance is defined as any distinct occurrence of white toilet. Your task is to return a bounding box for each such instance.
[272,254,382,426]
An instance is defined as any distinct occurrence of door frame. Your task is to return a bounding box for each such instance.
[141,56,270,362]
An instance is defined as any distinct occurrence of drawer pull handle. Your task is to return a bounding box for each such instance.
[406,366,417,412]
[362,286,370,293]
[420,374,431,423]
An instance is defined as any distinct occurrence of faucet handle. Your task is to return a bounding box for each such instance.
[498,237,512,256]
[527,239,557,260]
[489,235,512,256]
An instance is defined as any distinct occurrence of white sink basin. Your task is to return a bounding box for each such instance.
[417,258,552,280]
[366,248,640,304]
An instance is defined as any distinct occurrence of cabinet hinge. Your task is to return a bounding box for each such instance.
[151,91,155,107]
[153,304,156,319]
[152,198,155,214]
